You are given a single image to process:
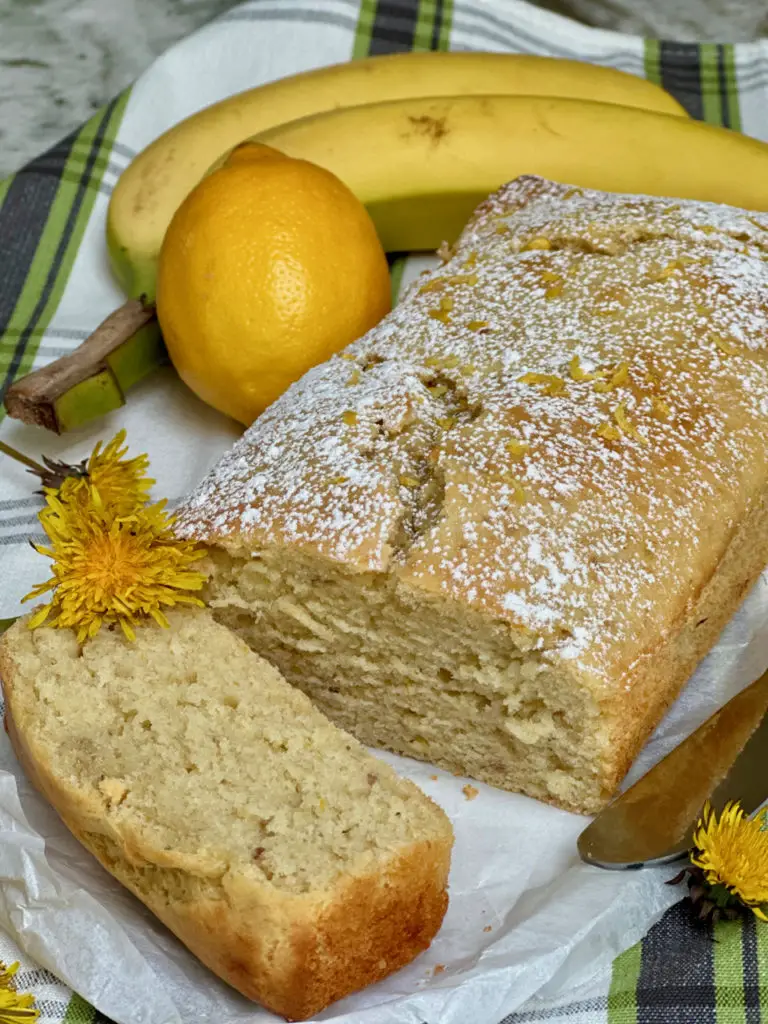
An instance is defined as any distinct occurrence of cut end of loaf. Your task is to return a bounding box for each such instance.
[0,609,452,1019]
[205,547,613,815]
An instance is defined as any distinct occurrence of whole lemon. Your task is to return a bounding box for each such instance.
[156,143,391,424]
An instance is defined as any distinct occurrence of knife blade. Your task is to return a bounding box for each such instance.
[578,666,768,869]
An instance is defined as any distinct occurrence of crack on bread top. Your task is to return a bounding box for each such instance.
[176,176,768,677]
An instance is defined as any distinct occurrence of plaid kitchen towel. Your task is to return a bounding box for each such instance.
[1,0,768,1022]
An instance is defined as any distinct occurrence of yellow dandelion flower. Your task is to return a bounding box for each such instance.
[42,429,153,520]
[0,961,38,1022]
[23,491,206,643]
[0,990,38,1022]
[690,802,768,920]
[39,484,171,543]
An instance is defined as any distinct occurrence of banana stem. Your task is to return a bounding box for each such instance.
[0,440,47,475]
[3,299,159,433]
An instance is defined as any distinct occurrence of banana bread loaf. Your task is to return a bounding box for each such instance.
[0,608,452,1020]
[176,176,768,814]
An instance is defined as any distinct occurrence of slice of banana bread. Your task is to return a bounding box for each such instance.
[0,608,452,1021]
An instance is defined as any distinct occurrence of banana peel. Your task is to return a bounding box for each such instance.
[3,301,164,433]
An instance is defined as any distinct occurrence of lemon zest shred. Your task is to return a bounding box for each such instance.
[712,334,739,356]
[569,355,596,382]
[501,473,526,503]
[399,475,421,489]
[521,236,551,251]
[506,440,530,461]
[596,422,621,441]
[593,361,630,393]
[428,295,454,324]
[518,372,567,396]
[653,257,698,281]
[613,402,648,444]
[651,397,672,421]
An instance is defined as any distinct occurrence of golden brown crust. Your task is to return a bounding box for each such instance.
[0,637,451,1021]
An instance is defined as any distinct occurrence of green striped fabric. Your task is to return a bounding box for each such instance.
[353,0,453,56]
[607,942,642,1023]
[758,918,768,1018]
[0,3,766,1023]
[641,38,742,127]
[63,994,96,1024]
[0,92,130,418]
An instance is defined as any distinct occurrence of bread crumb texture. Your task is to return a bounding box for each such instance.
[4,609,449,895]
[176,177,768,813]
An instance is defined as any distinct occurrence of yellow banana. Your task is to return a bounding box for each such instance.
[107,52,685,300]
[251,94,768,252]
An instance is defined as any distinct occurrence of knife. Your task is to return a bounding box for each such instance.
[578,666,768,869]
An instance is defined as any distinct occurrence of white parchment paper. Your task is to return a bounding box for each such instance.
[0,565,766,1024]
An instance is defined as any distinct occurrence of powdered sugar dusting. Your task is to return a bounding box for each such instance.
[176,177,768,678]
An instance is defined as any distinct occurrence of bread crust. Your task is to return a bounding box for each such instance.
[598,486,768,800]
[0,635,451,1021]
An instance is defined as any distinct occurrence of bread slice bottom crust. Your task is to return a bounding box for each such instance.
[205,488,768,815]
